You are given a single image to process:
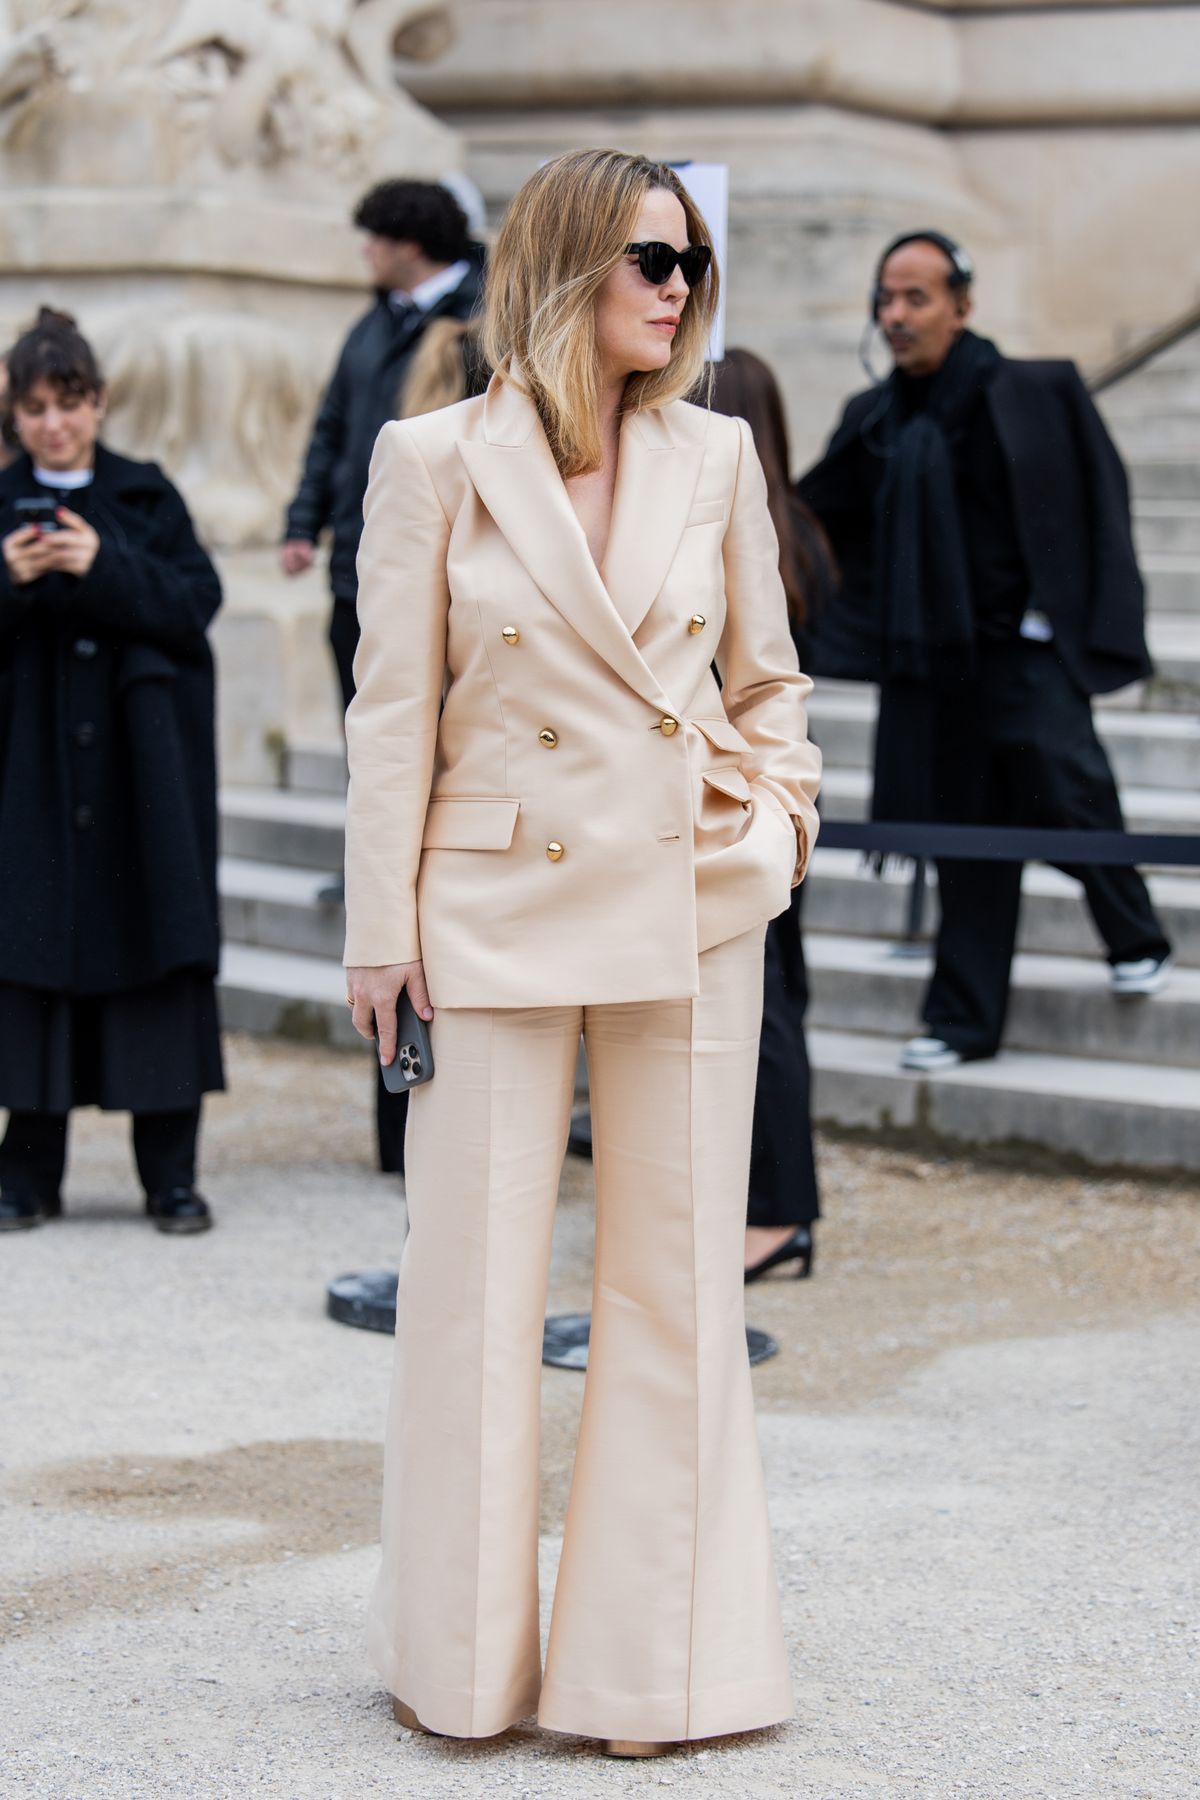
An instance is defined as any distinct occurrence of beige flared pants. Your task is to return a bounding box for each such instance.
[366,926,793,1742]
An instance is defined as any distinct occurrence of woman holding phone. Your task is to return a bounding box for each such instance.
[344,149,821,1756]
[0,308,223,1233]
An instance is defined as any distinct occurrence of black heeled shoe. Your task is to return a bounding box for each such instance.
[744,1226,814,1284]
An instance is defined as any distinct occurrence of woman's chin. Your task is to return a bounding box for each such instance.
[633,340,675,374]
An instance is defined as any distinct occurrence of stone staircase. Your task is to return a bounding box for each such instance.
[216,338,1200,1173]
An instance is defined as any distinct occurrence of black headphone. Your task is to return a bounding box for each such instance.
[869,230,974,322]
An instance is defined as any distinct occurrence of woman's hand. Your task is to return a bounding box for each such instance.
[346,961,433,1065]
[2,524,55,586]
[42,507,100,579]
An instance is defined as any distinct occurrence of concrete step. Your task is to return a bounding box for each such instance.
[219,787,344,871]
[818,765,1200,843]
[1134,502,1200,561]
[1142,554,1200,615]
[220,857,347,961]
[1145,612,1200,705]
[1105,417,1200,456]
[220,847,1200,971]
[214,944,1200,1172]
[221,771,1200,874]
[285,740,347,796]
[809,1027,1200,1173]
[806,933,1200,1070]
[1128,460,1200,504]
[803,848,1200,968]
[218,941,361,1049]
[1102,365,1200,414]
[809,689,1200,791]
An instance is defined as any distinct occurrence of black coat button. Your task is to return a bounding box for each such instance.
[73,637,98,659]
[74,721,96,748]
[74,804,94,829]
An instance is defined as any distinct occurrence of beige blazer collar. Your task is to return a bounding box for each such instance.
[458,368,703,708]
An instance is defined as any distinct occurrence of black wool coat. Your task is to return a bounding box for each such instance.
[797,356,1152,698]
[0,447,222,994]
[284,259,484,599]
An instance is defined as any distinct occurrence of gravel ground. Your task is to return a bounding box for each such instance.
[2,1033,1198,1800]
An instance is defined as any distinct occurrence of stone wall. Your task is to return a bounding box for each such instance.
[402,0,1200,464]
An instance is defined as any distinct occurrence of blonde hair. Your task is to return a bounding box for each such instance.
[399,317,484,418]
[483,148,719,477]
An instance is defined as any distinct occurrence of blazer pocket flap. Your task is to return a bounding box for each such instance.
[692,716,751,754]
[422,796,520,850]
[703,767,752,803]
[686,499,727,527]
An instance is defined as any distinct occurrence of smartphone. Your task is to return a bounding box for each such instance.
[375,989,435,1093]
[14,496,62,533]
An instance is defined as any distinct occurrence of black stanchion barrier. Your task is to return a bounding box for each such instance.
[327,818,1198,1359]
[819,821,1200,866]
[326,1271,780,1367]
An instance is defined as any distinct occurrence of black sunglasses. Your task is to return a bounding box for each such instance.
[624,240,713,289]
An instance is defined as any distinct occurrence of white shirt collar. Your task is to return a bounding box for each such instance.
[34,464,94,490]
[391,258,472,315]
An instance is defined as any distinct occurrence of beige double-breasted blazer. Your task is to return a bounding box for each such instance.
[343,368,822,1008]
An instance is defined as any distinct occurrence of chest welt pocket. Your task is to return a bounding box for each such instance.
[422,796,520,850]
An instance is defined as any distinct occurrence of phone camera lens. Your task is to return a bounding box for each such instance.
[400,1056,411,1071]
[410,1061,422,1077]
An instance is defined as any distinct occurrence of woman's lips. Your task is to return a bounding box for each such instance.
[649,319,679,333]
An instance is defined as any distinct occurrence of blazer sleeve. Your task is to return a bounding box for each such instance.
[343,422,450,967]
[717,416,823,884]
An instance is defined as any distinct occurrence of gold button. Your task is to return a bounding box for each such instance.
[538,728,558,748]
[501,625,520,645]
[659,715,679,736]
[546,841,564,861]
[688,614,706,635]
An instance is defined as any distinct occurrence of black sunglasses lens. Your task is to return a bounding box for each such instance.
[637,243,677,284]
[633,242,712,287]
[679,245,712,288]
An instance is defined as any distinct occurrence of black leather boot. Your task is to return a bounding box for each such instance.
[145,1188,212,1234]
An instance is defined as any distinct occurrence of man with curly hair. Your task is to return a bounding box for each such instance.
[282,180,483,715]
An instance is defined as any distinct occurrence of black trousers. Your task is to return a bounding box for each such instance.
[329,595,360,715]
[748,883,820,1229]
[329,590,410,1169]
[921,641,1171,1061]
[0,1105,201,1201]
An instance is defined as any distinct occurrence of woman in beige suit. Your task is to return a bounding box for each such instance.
[344,148,822,1758]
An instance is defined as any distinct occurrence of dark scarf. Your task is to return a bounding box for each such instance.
[867,329,1003,822]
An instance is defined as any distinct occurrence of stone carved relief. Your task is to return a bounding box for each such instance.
[0,1,463,547]
[98,310,324,550]
[0,0,457,189]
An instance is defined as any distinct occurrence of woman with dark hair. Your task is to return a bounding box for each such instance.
[710,348,837,1283]
[0,307,223,1233]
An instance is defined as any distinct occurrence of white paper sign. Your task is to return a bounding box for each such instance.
[670,161,729,363]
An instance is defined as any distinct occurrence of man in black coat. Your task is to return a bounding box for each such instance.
[281,179,482,712]
[799,232,1172,1068]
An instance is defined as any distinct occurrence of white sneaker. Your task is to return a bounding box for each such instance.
[1111,954,1173,997]
[900,1036,963,1072]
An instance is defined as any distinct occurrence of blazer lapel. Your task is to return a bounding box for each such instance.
[458,372,676,712]
[603,405,705,639]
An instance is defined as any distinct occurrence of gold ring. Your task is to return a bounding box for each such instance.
[345,992,354,1007]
